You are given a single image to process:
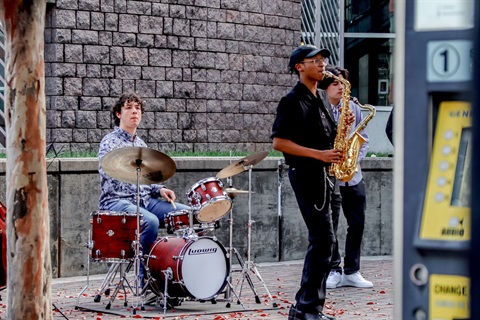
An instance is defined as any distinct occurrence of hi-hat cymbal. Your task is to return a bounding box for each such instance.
[216,151,269,179]
[225,187,254,195]
[101,146,176,184]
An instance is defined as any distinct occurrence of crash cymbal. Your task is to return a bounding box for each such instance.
[101,146,176,184]
[216,151,269,179]
[225,187,254,195]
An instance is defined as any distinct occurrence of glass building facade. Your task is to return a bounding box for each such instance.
[302,0,395,107]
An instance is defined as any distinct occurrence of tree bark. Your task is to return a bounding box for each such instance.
[0,1,52,319]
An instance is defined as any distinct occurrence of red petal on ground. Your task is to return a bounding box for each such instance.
[367,301,375,305]
[379,290,386,294]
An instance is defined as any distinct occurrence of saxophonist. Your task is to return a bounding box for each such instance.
[271,45,354,320]
[319,66,373,290]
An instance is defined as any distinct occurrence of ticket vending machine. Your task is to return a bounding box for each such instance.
[396,1,476,319]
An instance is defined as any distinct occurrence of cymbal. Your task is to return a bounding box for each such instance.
[225,187,254,195]
[101,146,176,184]
[216,151,269,179]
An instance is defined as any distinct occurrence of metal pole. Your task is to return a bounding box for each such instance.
[470,1,480,315]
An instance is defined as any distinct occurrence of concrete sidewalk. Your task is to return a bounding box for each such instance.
[0,255,394,319]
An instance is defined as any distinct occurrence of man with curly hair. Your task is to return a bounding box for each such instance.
[98,93,189,284]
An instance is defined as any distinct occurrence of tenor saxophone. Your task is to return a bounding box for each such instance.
[323,71,376,182]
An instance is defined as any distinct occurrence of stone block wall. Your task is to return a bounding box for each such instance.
[43,0,301,153]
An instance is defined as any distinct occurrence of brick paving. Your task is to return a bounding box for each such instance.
[0,256,393,319]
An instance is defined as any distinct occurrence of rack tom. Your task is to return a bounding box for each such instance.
[186,177,232,223]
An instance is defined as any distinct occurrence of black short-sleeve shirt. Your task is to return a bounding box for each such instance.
[271,82,336,168]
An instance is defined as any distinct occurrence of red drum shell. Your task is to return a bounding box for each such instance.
[91,211,139,261]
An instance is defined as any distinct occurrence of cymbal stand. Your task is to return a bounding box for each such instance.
[109,159,152,314]
[222,176,246,308]
[235,165,277,307]
[127,160,142,313]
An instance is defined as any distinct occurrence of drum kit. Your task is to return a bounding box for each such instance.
[76,147,277,315]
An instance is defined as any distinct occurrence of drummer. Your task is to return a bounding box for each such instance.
[98,93,190,275]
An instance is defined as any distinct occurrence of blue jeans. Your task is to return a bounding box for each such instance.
[105,199,190,258]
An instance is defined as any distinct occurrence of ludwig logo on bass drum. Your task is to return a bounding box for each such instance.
[188,247,218,255]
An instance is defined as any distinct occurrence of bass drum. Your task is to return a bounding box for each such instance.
[146,236,228,300]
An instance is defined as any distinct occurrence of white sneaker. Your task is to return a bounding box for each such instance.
[326,271,342,289]
[342,271,373,288]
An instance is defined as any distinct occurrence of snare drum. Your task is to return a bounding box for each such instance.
[186,177,232,223]
[165,210,216,236]
[90,211,139,261]
[146,236,229,299]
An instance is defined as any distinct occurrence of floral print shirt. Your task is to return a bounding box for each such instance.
[98,126,164,209]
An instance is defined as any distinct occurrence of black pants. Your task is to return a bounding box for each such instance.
[288,166,334,314]
[330,179,366,275]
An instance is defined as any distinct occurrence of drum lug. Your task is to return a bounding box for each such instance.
[193,192,202,205]
[95,249,101,259]
[201,184,206,191]
[206,194,211,200]
[86,240,94,249]
[120,250,125,258]
[97,217,102,224]
[122,217,126,224]
[172,255,183,261]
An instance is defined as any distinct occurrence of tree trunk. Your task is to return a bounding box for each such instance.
[0,1,52,320]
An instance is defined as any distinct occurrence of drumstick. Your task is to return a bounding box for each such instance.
[169,199,177,210]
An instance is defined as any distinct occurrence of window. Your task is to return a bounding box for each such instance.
[301,0,395,106]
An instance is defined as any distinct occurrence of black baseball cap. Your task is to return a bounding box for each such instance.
[288,45,331,73]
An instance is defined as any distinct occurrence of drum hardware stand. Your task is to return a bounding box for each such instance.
[129,159,152,314]
[222,176,247,308]
[94,260,129,303]
[75,227,132,308]
[234,165,278,308]
[103,159,153,314]
[75,230,93,309]
[161,268,173,314]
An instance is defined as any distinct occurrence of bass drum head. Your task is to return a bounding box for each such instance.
[181,237,228,300]
[196,198,232,223]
